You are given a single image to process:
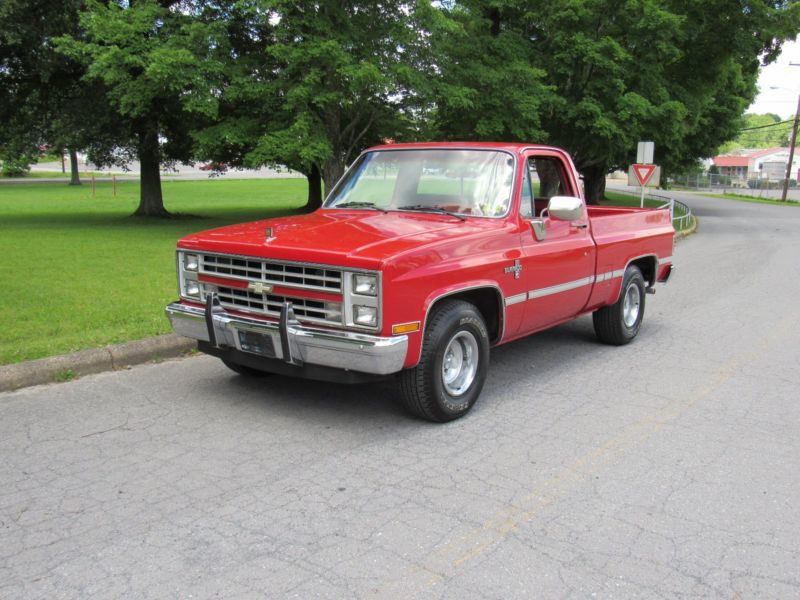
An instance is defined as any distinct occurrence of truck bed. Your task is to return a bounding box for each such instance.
[585,205,674,307]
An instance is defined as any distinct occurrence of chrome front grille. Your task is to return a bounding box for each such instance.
[212,286,341,325]
[193,253,345,327]
[201,254,342,292]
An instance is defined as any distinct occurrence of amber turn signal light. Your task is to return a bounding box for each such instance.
[392,322,420,335]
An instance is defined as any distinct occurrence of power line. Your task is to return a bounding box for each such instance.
[739,119,793,132]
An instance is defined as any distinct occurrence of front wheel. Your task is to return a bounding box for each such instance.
[593,265,646,345]
[399,300,490,422]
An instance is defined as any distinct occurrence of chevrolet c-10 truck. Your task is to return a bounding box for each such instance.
[166,142,674,421]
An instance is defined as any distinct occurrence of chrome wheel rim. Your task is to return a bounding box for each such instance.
[441,331,479,397]
[623,283,641,328]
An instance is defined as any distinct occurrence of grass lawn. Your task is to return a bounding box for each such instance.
[8,170,110,179]
[0,178,306,365]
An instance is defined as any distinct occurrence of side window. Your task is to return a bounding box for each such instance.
[520,162,533,219]
[528,156,567,215]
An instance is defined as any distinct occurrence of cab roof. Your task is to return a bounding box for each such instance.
[365,141,563,154]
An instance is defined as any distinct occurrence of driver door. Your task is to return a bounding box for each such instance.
[518,152,595,334]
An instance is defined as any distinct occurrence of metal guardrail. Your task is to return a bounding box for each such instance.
[611,189,694,233]
[657,196,694,232]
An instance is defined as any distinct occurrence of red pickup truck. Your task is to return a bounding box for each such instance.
[166,142,674,421]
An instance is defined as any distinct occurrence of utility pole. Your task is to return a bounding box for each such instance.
[781,63,800,202]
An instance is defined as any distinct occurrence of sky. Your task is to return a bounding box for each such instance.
[747,39,800,119]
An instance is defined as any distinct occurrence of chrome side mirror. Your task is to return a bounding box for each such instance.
[530,218,547,241]
[548,196,584,221]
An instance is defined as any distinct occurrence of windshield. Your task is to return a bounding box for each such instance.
[325,149,515,217]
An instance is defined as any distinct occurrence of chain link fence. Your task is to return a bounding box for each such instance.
[671,174,797,198]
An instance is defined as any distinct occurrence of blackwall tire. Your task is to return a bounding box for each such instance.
[399,300,490,422]
[592,265,646,345]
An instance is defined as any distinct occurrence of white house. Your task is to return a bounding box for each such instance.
[713,147,799,181]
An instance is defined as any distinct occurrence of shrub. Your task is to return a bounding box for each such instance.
[0,155,32,177]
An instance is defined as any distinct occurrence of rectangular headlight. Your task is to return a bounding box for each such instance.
[353,274,377,296]
[185,279,200,297]
[184,253,199,272]
[353,305,377,327]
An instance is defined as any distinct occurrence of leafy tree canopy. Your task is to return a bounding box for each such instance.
[0,0,104,182]
[718,113,793,153]
[194,0,434,210]
[428,0,800,202]
[57,0,225,215]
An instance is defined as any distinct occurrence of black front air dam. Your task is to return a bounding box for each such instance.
[198,342,391,385]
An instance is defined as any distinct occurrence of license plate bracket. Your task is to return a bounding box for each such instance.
[237,330,276,358]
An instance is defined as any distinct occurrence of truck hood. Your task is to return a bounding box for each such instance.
[178,210,502,268]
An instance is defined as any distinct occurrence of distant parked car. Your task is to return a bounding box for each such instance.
[199,162,227,172]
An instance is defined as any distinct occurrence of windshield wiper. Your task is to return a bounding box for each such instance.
[333,201,387,212]
[396,205,467,221]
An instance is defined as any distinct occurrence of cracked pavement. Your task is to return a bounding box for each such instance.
[2,192,799,599]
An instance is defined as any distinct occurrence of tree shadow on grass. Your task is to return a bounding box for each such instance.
[0,206,308,230]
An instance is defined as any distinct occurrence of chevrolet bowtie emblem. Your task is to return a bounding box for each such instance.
[504,259,523,279]
[248,281,273,294]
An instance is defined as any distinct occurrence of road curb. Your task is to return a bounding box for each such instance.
[676,216,698,239]
[0,334,196,392]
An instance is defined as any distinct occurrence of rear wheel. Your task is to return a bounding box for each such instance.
[399,300,490,422]
[593,265,645,345]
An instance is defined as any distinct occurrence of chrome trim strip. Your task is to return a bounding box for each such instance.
[595,271,623,283]
[422,284,506,347]
[595,271,619,283]
[609,254,659,301]
[166,302,407,375]
[505,293,527,306]
[528,276,595,299]
[659,255,673,264]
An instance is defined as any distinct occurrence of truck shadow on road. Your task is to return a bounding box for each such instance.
[194,314,633,425]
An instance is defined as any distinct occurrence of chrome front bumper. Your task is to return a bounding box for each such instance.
[165,298,408,376]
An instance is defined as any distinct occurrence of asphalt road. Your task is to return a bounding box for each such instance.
[2,193,799,599]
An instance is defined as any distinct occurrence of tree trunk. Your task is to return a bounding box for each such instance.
[133,128,169,217]
[304,163,323,212]
[68,148,81,186]
[582,165,607,205]
[321,156,346,202]
[486,7,501,36]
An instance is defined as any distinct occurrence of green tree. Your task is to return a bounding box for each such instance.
[656,0,800,180]
[428,2,552,143]
[525,0,689,202]
[0,0,102,184]
[58,0,224,216]
[194,0,433,211]
[429,0,799,203]
[718,113,791,153]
